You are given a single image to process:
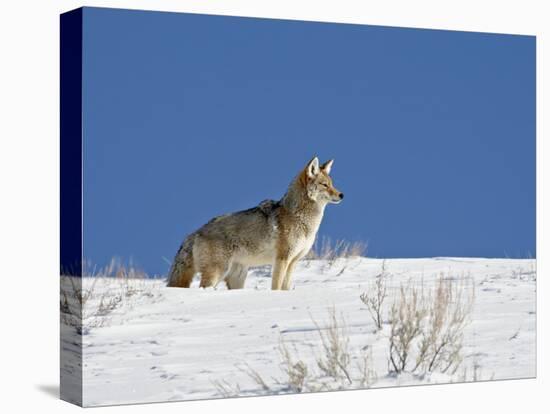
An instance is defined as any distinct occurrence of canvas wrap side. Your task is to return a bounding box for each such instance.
[60,7,83,407]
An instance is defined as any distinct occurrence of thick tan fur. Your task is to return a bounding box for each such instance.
[167,157,343,290]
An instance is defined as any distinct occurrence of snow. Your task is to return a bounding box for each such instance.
[65,257,536,407]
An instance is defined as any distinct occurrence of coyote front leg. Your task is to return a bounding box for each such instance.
[271,258,289,290]
[281,256,300,291]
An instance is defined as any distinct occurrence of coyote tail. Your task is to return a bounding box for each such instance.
[167,233,196,287]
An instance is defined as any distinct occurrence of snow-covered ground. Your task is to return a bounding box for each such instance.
[63,257,536,407]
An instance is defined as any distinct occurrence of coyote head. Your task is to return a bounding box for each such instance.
[303,156,344,204]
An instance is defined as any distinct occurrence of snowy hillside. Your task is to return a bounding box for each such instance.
[61,257,536,407]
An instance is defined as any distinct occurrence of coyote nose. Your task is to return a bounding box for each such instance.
[339,193,344,200]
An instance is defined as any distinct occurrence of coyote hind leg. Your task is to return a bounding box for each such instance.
[225,263,249,290]
[199,261,228,288]
[167,261,195,288]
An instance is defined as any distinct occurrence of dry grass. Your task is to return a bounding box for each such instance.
[211,379,241,398]
[60,259,159,335]
[304,236,368,273]
[306,236,367,262]
[83,257,149,279]
[60,276,103,334]
[215,307,377,396]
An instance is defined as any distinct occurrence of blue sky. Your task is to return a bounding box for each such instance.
[82,7,536,275]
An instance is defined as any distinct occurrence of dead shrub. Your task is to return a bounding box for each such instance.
[388,275,474,375]
[312,307,352,386]
[388,282,427,373]
[278,339,309,392]
[360,260,388,330]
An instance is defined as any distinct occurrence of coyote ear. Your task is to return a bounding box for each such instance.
[306,156,320,178]
[321,159,334,175]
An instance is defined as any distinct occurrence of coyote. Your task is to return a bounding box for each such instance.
[167,157,343,290]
